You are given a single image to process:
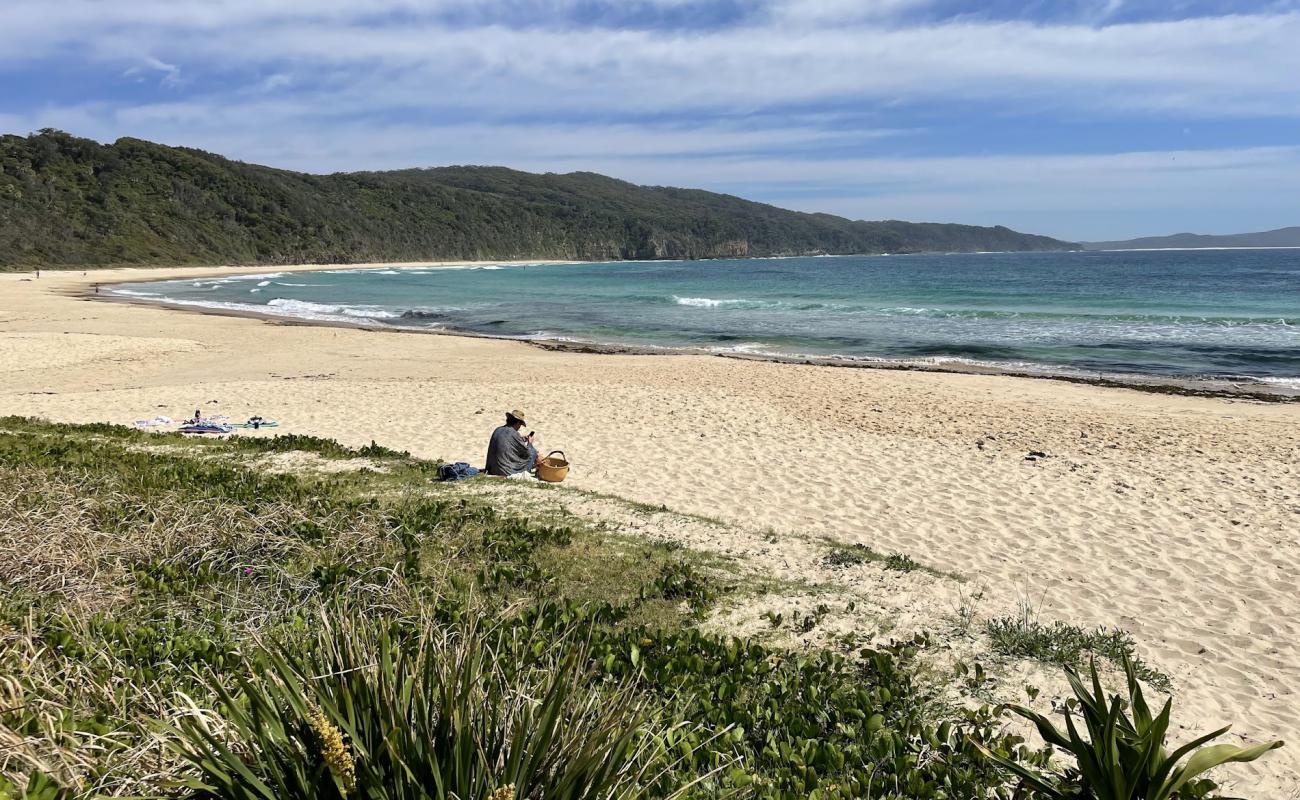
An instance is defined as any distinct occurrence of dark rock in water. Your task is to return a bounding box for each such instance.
[399,309,446,320]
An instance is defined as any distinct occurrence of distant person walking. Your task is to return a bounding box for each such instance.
[485,410,539,477]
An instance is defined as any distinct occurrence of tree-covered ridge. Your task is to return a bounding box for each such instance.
[0,130,1077,269]
[1082,226,1300,250]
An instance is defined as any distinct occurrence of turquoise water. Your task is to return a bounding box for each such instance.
[112,249,1300,387]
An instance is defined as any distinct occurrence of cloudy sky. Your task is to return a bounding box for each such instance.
[3,0,1299,240]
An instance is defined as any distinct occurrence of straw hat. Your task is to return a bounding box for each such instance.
[507,409,528,425]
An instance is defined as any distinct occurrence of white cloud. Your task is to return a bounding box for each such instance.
[124,55,182,87]
[256,73,294,92]
[2,3,1298,118]
[15,104,906,169]
[176,14,1300,114]
[765,0,936,24]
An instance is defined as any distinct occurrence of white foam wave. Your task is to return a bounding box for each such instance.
[266,298,340,314]
[710,342,786,357]
[1255,376,1300,388]
[184,271,287,289]
[924,355,1069,374]
[338,306,401,319]
[265,298,400,319]
[879,306,937,316]
[673,296,747,308]
[256,280,271,287]
[526,332,589,343]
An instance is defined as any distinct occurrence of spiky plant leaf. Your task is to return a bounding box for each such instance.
[1156,741,1285,800]
[171,610,690,800]
[977,655,1283,800]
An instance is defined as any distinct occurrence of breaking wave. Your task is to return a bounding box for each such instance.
[265,298,400,319]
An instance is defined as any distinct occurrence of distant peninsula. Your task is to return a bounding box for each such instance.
[1082,226,1300,251]
[0,130,1076,269]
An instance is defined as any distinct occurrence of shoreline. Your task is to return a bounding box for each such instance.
[85,265,1300,403]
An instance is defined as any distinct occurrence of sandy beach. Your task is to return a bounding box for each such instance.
[3,265,1298,795]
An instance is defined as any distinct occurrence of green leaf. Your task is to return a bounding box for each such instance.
[966,737,1066,799]
[1160,740,1284,800]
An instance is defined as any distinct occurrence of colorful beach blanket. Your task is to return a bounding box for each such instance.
[178,423,233,435]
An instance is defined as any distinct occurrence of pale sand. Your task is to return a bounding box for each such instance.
[3,265,1298,795]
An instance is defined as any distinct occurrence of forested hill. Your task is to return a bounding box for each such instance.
[1082,226,1300,250]
[0,130,1077,269]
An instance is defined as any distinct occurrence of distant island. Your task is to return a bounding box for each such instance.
[1082,226,1300,250]
[0,130,1077,269]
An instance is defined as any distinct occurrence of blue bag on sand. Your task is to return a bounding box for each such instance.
[438,462,480,482]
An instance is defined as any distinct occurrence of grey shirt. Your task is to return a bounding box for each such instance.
[485,425,532,476]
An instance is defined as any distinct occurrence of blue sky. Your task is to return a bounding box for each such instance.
[2,1,1299,240]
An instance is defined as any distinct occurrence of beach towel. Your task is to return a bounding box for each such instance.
[183,414,230,425]
[133,416,173,429]
[233,417,279,429]
[438,462,480,482]
[178,423,233,435]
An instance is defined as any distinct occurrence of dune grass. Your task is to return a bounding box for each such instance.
[984,603,1172,693]
[821,542,953,579]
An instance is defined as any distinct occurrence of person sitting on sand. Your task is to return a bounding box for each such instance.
[485,409,539,477]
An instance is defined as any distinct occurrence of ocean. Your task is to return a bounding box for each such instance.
[109,249,1300,390]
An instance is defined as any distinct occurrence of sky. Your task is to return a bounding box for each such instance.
[2,1,1299,240]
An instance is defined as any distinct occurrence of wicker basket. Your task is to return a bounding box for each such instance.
[536,450,570,483]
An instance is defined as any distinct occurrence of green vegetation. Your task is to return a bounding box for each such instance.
[0,417,1057,799]
[974,657,1283,799]
[883,553,923,573]
[824,545,874,568]
[1,418,1277,799]
[0,130,1076,270]
[822,543,948,578]
[985,605,1171,692]
[173,616,674,800]
[222,431,411,459]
